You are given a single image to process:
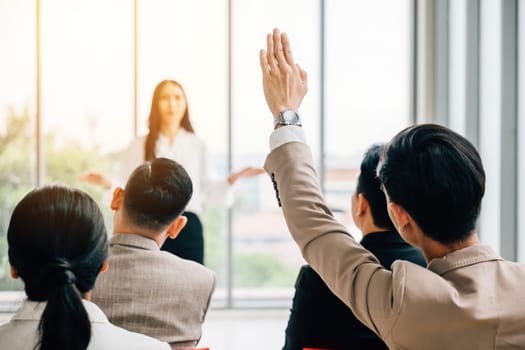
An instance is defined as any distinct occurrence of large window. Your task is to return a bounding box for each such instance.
[40,0,133,222]
[0,0,36,292]
[231,0,321,305]
[0,0,411,307]
[324,0,411,235]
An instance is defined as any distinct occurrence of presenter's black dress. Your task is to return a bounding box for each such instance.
[161,211,204,264]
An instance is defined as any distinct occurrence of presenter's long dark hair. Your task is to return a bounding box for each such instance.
[7,185,108,350]
[144,80,194,161]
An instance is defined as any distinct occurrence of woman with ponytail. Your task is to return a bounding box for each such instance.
[81,80,263,264]
[0,185,170,349]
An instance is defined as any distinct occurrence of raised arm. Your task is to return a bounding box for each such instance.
[259,28,400,341]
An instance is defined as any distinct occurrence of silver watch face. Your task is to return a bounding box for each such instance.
[281,110,300,124]
[275,110,301,126]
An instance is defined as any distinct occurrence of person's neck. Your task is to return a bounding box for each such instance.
[113,210,167,247]
[359,217,389,237]
[362,228,392,237]
[160,123,181,145]
[113,223,165,248]
[420,231,480,262]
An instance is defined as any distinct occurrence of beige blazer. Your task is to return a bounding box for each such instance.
[0,299,170,350]
[264,141,525,350]
[92,233,215,349]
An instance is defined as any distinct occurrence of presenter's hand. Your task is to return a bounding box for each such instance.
[79,171,112,190]
[259,28,308,117]
[227,167,265,185]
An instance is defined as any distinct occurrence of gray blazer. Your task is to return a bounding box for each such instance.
[92,234,215,349]
[264,141,525,350]
[0,300,170,350]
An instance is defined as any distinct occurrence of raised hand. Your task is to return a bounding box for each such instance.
[259,28,308,117]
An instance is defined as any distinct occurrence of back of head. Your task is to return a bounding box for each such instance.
[7,185,108,350]
[123,157,193,231]
[377,124,485,244]
[356,143,395,231]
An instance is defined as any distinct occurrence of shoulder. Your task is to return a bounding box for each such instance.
[390,260,446,303]
[294,264,331,295]
[121,135,147,155]
[179,129,205,148]
[162,250,215,275]
[91,322,170,349]
[130,135,147,148]
[0,319,39,349]
[296,265,323,284]
[160,251,215,280]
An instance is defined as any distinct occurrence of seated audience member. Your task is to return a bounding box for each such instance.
[260,28,525,349]
[92,158,215,350]
[0,185,169,350]
[283,144,426,350]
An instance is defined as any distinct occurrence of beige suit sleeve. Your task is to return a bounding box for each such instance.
[264,141,403,338]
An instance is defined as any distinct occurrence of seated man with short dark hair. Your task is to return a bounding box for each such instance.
[260,28,525,349]
[92,158,215,350]
[283,144,425,350]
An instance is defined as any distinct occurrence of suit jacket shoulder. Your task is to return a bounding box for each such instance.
[92,234,215,347]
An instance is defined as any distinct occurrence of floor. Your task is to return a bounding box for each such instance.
[0,307,291,350]
[200,308,289,350]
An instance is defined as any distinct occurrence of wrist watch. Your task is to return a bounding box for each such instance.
[273,109,302,129]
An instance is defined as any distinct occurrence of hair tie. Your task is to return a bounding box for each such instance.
[49,259,77,285]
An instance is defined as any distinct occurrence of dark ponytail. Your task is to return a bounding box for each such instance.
[36,260,89,350]
[7,186,108,350]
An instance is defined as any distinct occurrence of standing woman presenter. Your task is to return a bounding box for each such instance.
[82,80,262,264]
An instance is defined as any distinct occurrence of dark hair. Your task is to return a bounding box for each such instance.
[144,80,194,161]
[7,185,108,350]
[377,124,485,244]
[356,144,395,231]
[123,157,193,231]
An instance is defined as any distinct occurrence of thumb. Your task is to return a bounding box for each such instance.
[297,64,308,91]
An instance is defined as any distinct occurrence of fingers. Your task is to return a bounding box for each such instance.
[260,28,307,115]
[273,28,287,68]
[260,49,269,76]
[266,33,278,72]
[282,32,295,66]
[265,28,293,74]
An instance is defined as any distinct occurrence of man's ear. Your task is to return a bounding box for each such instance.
[111,187,125,211]
[10,265,19,279]
[100,260,109,273]
[166,216,188,239]
[356,193,369,216]
[389,201,411,231]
